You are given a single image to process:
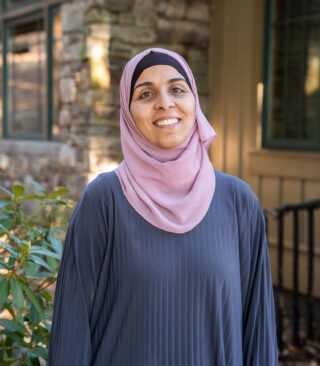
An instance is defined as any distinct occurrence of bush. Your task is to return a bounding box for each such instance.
[0,181,75,365]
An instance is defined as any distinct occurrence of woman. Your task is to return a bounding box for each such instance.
[49,48,278,365]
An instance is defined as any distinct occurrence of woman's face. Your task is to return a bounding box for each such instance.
[129,64,196,149]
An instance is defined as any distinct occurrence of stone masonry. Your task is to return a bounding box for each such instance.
[0,0,212,199]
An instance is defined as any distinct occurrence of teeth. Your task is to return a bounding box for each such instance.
[155,118,180,126]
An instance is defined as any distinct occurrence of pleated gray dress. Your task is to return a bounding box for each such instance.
[48,169,278,365]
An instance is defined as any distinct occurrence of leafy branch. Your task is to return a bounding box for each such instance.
[0,180,75,365]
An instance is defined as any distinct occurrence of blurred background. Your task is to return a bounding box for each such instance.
[0,0,319,364]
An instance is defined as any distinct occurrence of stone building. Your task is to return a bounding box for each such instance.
[0,0,320,296]
[0,0,212,198]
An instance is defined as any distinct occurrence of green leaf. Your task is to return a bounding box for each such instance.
[0,241,18,256]
[29,345,48,360]
[3,335,13,359]
[28,352,42,366]
[12,278,24,310]
[0,225,27,247]
[48,232,63,255]
[18,279,45,320]
[29,298,41,325]
[48,188,69,199]
[0,213,11,220]
[19,195,46,202]
[1,196,12,202]
[1,329,28,347]
[54,199,68,206]
[8,256,15,267]
[0,186,14,198]
[25,262,41,277]
[36,271,52,278]
[29,247,60,259]
[46,256,58,270]
[0,259,10,270]
[0,220,12,235]
[29,255,52,272]
[40,317,52,332]
[0,201,11,208]
[0,318,27,333]
[12,185,25,198]
[30,180,47,194]
[3,359,19,365]
[0,278,10,306]
[40,290,52,304]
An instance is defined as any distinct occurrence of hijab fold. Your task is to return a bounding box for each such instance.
[115,48,216,234]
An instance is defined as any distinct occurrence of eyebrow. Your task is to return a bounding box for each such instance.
[134,77,187,90]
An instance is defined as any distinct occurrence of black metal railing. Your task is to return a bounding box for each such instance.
[264,199,320,351]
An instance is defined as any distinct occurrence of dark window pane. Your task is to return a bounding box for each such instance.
[290,0,308,19]
[286,21,305,139]
[7,16,46,138]
[265,0,320,149]
[52,8,62,141]
[309,0,320,15]
[270,25,286,139]
[274,0,288,22]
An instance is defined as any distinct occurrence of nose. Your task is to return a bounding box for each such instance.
[154,90,175,110]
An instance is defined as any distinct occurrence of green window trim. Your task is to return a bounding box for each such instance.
[262,0,320,151]
[1,1,61,141]
[47,4,60,141]
[3,11,45,139]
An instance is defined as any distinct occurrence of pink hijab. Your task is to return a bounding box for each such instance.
[115,48,216,234]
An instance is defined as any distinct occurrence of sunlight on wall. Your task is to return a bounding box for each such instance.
[89,42,110,88]
[256,82,264,149]
[88,157,119,183]
[305,54,319,96]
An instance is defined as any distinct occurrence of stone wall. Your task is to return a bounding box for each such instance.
[0,0,212,200]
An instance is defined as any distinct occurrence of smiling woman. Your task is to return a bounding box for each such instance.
[48,48,279,366]
[130,64,196,149]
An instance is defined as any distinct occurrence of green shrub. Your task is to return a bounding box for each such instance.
[0,181,75,365]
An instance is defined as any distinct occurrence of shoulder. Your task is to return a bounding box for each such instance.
[73,171,119,216]
[214,169,260,219]
[82,171,119,199]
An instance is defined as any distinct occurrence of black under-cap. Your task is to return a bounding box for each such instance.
[129,52,192,106]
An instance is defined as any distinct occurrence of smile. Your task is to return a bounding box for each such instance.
[153,118,181,128]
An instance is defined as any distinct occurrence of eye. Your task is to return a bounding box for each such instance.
[172,87,185,93]
[139,91,153,99]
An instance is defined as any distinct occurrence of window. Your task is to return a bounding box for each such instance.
[262,0,320,151]
[1,0,62,140]
[3,0,42,12]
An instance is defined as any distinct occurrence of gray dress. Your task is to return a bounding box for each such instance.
[48,169,278,365]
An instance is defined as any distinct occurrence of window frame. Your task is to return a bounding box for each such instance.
[0,0,62,140]
[2,0,43,12]
[261,0,320,151]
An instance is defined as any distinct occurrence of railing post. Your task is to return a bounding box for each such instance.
[265,199,319,350]
[277,210,284,351]
[307,208,314,341]
[292,208,300,346]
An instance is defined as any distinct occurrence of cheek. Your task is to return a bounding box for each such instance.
[131,106,144,128]
[184,98,196,122]
[131,107,153,134]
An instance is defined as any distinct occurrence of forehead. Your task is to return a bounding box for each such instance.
[134,64,184,84]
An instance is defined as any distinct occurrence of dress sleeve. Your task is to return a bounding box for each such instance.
[48,185,108,366]
[241,200,279,365]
